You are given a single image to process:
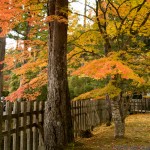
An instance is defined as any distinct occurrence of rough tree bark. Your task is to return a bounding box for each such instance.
[84,0,87,28]
[111,78,125,138]
[111,97,125,138]
[44,0,74,149]
[0,36,6,98]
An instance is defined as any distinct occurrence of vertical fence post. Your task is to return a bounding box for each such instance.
[0,102,2,150]
[133,100,135,113]
[144,98,147,113]
[26,101,32,150]
[92,100,94,128]
[38,101,44,147]
[96,100,100,126]
[13,101,20,150]
[33,101,38,150]
[20,101,27,150]
[84,100,86,130]
[78,101,81,134]
[71,101,74,138]
[94,101,98,127]
[75,101,78,135]
[87,100,90,129]
[30,101,33,150]
[4,102,12,150]
[141,99,143,113]
[85,100,88,130]
[75,101,78,138]
[82,101,84,131]
[80,101,83,131]
[78,101,82,131]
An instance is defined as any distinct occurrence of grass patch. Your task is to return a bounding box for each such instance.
[67,114,150,150]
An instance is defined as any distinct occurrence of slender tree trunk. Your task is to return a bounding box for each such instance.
[44,0,74,149]
[84,0,87,28]
[111,97,125,138]
[0,37,6,98]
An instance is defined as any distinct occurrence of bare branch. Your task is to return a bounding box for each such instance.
[67,43,102,62]
[68,9,94,22]
[75,1,96,13]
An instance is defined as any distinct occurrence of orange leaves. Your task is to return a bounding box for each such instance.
[72,57,144,83]
[0,0,27,36]
[45,15,68,24]
[5,71,47,101]
[13,59,47,76]
[28,71,47,89]
[5,85,26,102]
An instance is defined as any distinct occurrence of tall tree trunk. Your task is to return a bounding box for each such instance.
[0,37,6,98]
[44,0,74,149]
[111,97,125,138]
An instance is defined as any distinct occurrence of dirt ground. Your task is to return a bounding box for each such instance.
[67,114,150,150]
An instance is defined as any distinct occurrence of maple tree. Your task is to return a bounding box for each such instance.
[0,0,28,36]
[69,0,150,138]
[1,0,48,101]
[0,0,24,99]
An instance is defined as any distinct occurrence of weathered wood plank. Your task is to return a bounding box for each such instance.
[38,101,44,147]
[12,101,20,150]
[33,101,38,150]
[26,101,33,150]
[30,101,33,150]
[4,102,12,150]
[0,102,3,150]
[20,101,27,150]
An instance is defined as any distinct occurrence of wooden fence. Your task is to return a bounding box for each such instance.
[130,97,150,113]
[0,101,44,150]
[0,98,150,149]
[71,99,108,138]
[0,99,108,150]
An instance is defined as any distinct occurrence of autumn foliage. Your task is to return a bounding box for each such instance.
[0,0,149,101]
[72,56,144,82]
[0,0,28,36]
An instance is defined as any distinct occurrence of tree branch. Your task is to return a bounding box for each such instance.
[67,43,102,62]
[67,29,99,44]
[108,0,123,20]
[68,9,94,22]
[118,0,147,32]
